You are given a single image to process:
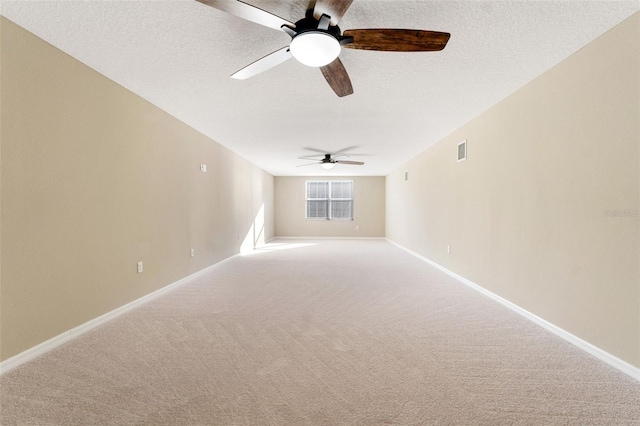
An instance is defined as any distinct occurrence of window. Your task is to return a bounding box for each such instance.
[306,180,353,220]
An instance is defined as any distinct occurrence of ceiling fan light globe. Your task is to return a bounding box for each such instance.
[290,32,341,67]
[320,162,336,169]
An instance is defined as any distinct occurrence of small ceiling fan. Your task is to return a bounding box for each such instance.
[298,153,365,169]
[197,0,450,97]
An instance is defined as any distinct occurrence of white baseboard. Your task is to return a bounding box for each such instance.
[5,241,638,382]
[273,236,386,240]
[386,239,640,382]
[0,255,239,376]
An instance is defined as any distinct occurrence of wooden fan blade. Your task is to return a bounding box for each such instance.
[320,58,353,97]
[231,46,292,80]
[196,0,295,32]
[335,160,364,165]
[313,0,353,25]
[343,29,450,52]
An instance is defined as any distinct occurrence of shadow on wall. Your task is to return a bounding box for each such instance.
[240,203,317,256]
[241,204,266,254]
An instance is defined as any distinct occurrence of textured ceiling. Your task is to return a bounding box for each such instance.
[2,1,638,176]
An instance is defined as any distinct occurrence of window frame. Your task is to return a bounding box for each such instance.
[305,180,354,221]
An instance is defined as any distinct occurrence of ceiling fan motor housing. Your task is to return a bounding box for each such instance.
[284,14,353,67]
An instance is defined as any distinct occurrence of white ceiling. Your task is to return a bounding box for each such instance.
[2,1,638,176]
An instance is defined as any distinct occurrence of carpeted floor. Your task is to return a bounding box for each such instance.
[1,239,639,425]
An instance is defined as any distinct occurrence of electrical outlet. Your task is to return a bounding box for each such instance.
[200,163,207,172]
[190,249,195,257]
[447,245,451,254]
[137,261,143,273]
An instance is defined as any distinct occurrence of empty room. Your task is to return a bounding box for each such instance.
[1,0,639,424]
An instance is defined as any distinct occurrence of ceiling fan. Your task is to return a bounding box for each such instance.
[196,0,451,97]
[298,153,365,169]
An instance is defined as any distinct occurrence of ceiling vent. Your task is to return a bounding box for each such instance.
[457,140,467,162]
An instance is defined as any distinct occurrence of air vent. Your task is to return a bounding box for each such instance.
[457,140,467,162]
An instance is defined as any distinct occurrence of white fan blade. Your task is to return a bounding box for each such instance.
[197,0,295,32]
[313,0,354,26]
[231,47,292,80]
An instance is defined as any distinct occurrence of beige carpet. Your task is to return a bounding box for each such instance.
[1,239,639,425]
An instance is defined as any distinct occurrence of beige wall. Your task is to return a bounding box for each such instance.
[275,176,385,238]
[0,18,274,361]
[387,13,640,367]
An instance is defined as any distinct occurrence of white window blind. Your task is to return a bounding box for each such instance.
[306,180,353,220]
